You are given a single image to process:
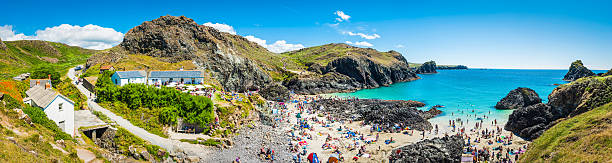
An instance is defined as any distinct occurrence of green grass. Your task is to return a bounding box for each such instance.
[281,43,402,67]
[114,127,167,160]
[179,138,222,146]
[0,40,96,78]
[99,101,167,138]
[521,102,612,162]
[55,79,87,110]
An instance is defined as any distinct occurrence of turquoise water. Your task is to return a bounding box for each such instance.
[334,69,607,123]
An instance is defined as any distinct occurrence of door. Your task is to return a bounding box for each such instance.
[59,121,66,132]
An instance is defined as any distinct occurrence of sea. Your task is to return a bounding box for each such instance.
[333,69,608,124]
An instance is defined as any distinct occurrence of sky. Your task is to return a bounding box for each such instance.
[1,0,611,69]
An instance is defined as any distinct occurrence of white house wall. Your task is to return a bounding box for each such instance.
[44,96,75,137]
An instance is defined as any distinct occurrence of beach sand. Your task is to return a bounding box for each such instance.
[277,95,529,163]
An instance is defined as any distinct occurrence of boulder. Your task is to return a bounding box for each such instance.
[563,60,595,81]
[416,61,438,74]
[495,87,541,110]
[389,135,464,163]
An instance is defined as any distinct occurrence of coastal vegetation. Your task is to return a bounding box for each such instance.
[95,71,214,137]
[0,40,95,78]
[55,79,87,110]
[0,92,80,162]
[521,102,612,162]
[281,43,403,67]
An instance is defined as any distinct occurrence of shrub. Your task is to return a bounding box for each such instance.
[22,106,72,140]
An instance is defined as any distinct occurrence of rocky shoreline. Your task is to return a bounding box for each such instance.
[389,135,464,163]
[309,99,441,131]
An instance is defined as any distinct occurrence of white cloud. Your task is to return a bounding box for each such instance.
[343,31,380,40]
[334,11,351,22]
[246,35,304,53]
[395,44,405,48]
[345,41,373,47]
[203,22,236,35]
[0,24,123,50]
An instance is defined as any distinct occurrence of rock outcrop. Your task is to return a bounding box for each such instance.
[311,99,438,131]
[282,44,420,94]
[436,65,468,70]
[495,87,541,110]
[563,60,595,81]
[259,83,290,102]
[91,15,274,92]
[0,37,6,50]
[389,135,464,163]
[505,76,612,140]
[416,61,437,74]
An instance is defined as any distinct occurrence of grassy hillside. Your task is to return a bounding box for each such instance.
[0,40,96,78]
[520,102,612,162]
[282,43,404,67]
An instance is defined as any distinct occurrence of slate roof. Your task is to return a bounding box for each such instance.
[115,70,146,79]
[149,70,203,78]
[29,79,52,88]
[24,85,74,109]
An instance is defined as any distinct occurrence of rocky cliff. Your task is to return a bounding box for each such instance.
[495,87,541,110]
[282,44,420,94]
[563,60,595,81]
[389,135,464,163]
[505,75,612,140]
[87,16,421,95]
[416,61,437,74]
[89,15,282,92]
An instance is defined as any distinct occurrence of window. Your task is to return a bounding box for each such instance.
[58,103,64,112]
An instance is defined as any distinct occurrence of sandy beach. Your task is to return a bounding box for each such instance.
[271,95,530,163]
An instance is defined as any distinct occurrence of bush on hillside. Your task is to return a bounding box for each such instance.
[31,65,61,86]
[22,106,72,140]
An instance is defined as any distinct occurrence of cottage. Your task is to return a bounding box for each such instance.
[148,70,204,86]
[23,84,75,137]
[99,65,115,74]
[111,70,147,86]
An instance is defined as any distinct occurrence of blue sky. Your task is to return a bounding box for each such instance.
[1,0,611,69]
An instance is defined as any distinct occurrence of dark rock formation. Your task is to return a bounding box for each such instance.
[602,68,612,77]
[495,87,542,110]
[286,55,420,94]
[416,61,437,74]
[505,76,612,140]
[436,65,468,70]
[310,99,438,131]
[504,103,561,140]
[283,72,361,94]
[112,15,273,92]
[259,84,290,102]
[389,135,464,163]
[563,60,595,81]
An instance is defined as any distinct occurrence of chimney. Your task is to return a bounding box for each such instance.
[48,74,51,80]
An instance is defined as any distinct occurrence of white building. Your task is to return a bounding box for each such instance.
[147,70,204,86]
[111,70,147,86]
[23,84,75,137]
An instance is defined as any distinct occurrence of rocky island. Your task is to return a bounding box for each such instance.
[415,61,438,74]
[563,60,596,81]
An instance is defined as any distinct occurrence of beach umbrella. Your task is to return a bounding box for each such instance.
[307,153,319,163]
[328,154,339,163]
